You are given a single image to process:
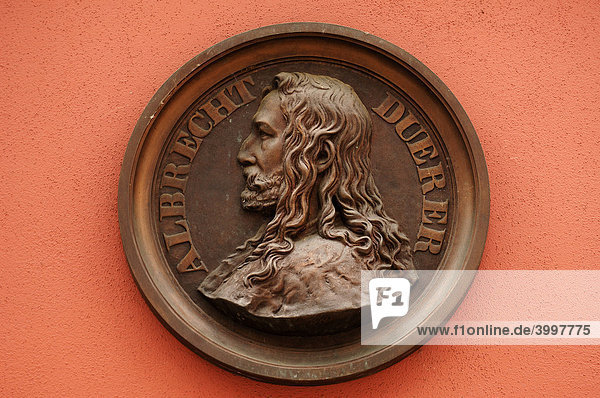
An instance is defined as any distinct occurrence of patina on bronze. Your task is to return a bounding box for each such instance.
[119,23,489,384]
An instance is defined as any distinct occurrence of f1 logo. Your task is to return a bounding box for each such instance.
[369,278,411,328]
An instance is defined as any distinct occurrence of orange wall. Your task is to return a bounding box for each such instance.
[2,0,599,396]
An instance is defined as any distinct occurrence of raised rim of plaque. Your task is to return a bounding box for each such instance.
[118,22,490,385]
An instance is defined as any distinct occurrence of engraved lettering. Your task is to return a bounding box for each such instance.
[159,192,185,220]
[188,110,212,138]
[171,129,201,160]
[417,162,445,194]
[176,244,207,273]
[395,113,423,142]
[422,198,448,224]
[158,77,259,274]
[161,163,190,191]
[200,90,238,126]
[163,219,194,248]
[414,224,446,254]
[373,91,449,256]
[372,91,406,123]
[187,76,257,139]
[162,220,207,273]
[227,76,256,106]
[407,134,438,165]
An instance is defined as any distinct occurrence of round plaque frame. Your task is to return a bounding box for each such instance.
[119,23,489,385]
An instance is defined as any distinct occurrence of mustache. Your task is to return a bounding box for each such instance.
[244,171,283,192]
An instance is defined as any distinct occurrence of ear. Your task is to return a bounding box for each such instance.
[316,140,335,172]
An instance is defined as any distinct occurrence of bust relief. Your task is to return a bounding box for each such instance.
[199,72,417,334]
[121,25,489,382]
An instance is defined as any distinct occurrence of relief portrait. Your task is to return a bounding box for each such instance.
[198,72,417,334]
[122,26,485,382]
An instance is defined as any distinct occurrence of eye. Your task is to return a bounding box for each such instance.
[258,128,271,139]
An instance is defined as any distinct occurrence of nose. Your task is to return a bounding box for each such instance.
[237,135,256,167]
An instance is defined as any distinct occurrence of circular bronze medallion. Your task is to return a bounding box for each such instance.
[119,23,489,384]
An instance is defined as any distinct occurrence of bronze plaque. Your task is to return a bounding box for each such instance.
[119,23,489,384]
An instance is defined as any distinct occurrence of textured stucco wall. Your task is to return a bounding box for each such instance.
[2,0,599,396]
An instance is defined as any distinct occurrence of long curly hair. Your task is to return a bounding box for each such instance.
[228,72,415,287]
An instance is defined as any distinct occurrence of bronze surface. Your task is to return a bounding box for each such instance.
[119,23,489,385]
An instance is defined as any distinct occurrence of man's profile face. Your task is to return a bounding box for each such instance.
[237,91,287,211]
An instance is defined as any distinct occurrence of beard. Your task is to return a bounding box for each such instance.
[240,170,284,212]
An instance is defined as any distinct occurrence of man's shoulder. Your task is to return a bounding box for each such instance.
[198,232,367,333]
[201,232,364,301]
[281,232,361,271]
[274,233,363,297]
